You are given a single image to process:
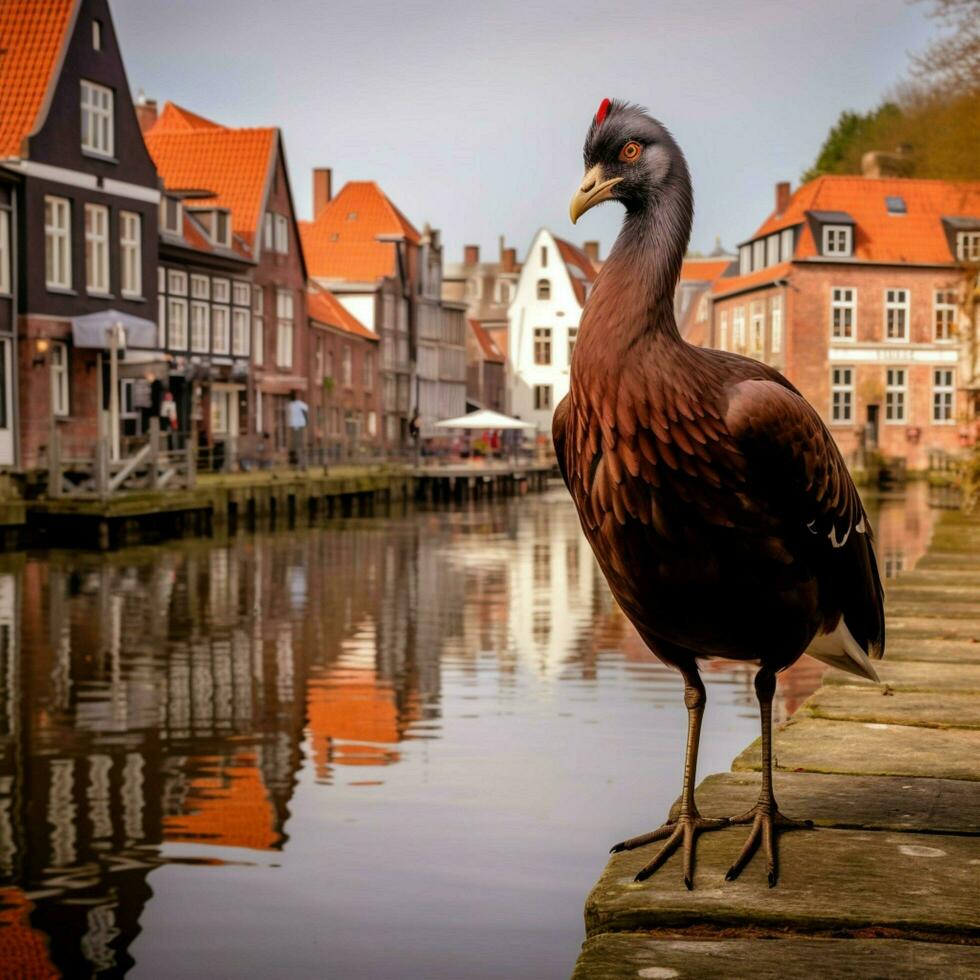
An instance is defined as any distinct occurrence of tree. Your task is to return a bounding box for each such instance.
[910,0,980,93]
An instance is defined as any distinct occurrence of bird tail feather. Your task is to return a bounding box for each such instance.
[805,619,880,682]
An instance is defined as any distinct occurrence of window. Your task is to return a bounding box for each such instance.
[190,301,209,352]
[780,228,794,261]
[957,231,980,262]
[822,225,852,256]
[765,234,779,268]
[536,279,550,300]
[212,210,230,247]
[738,244,751,275]
[749,302,765,356]
[770,295,782,354]
[157,276,166,347]
[80,80,113,156]
[495,279,514,304]
[885,288,909,341]
[933,368,954,423]
[0,209,9,295]
[233,281,250,307]
[232,308,249,357]
[567,326,578,364]
[342,346,353,387]
[831,287,855,340]
[84,203,109,294]
[885,195,906,215]
[167,297,188,348]
[168,269,187,295]
[212,305,230,355]
[253,287,264,366]
[263,212,274,250]
[161,195,181,234]
[211,389,231,435]
[274,214,288,254]
[830,366,853,423]
[92,19,102,50]
[885,368,906,423]
[533,327,552,365]
[50,342,69,417]
[119,211,141,297]
[276,289,293,367]
[752,239,765,270]
[44,196,72,289]
[190,274,209,300]
[934,289,957,341]
[533,384,552,410]
[540,246,548,267]
[363,350,374,390]
[732,306,745,350]
[212,278,230,303]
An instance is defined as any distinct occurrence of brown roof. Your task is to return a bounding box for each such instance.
[712,261,792,299]
[469,318,504,363]
[308,286,378,341]
[0,0,76,157]
[300,181,421,282]
[554,237,598,306]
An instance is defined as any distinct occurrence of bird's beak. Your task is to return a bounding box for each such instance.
[569,165,623,224]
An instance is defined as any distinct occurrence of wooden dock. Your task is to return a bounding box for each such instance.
[573,509,980,979]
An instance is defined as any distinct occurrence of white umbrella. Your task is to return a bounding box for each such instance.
[434,409,535,430]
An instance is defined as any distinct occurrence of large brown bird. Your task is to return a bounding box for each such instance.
[555,99,885,888]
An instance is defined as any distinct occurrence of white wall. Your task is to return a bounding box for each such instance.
[334,293,377,333]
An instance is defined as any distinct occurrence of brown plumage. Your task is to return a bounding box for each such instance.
[556,100,884,888]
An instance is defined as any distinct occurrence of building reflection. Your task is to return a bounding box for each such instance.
[0,488,937,975]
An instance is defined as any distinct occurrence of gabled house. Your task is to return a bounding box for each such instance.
[466,318,505,412]
[0,0,160,468]
[506,229,597,433]
[709,175,980,469]
[143,101,308,458]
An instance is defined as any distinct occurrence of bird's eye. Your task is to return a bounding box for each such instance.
[619,141,642,163]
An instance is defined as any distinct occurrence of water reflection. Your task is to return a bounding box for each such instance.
[0,484,937,978]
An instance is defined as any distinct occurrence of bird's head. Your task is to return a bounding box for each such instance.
[570,99,683,224]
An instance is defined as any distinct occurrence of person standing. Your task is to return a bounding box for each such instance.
[160,391,178,449]
[288,390,309,470]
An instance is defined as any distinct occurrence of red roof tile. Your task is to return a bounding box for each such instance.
[749,176,980,265]
[308,286,378,341]
[680,258,731,282]
[145,103,276,249]
[300,181,421,282]
[0,0,76,157]
[712,261,791,298]
[469,318,504,363]
[554,237,597,306]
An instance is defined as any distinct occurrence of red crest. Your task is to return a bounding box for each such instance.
[595,98,611,125]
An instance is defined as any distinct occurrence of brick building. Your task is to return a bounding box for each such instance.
[143,101,309,459]
[708,175,980,470]
[675,251,734,347]
[0,0,161,468]
[465,318,505,412]
[306,284,381,458]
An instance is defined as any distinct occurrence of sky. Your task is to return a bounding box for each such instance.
[113,0,939,263]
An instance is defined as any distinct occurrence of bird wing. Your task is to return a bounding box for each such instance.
[552,394,571,491]
[725,378,885,660]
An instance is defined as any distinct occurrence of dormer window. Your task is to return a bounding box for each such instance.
[885,196,906,215]
[160,195,182,234]
[822,225,852,257]
[80,80,113,157]
[957,231,980,262]
[189,207,232,247]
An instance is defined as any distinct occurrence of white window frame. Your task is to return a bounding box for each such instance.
[822,225,852,257]
[253,287,264,366]
[276,289,294,368]
[885,368,906,424]
[190,274,209,300]
[932,368,955,424]
[168,269,187,296]
[80,80,113,157]
[830,366,853,424]
[830,287,856,341]
[274,214,288,254]
[533,384,552,411]
[119,211,141,297]
[232,281,250,307]
[0,209,9,295]
[717,310,728,350]
[263,212,274,250]
[933,289,957,342]
[956,231,980,262]
[212,305,230,355]
[533,327,552,365]
[752,239,765,271]
[342,345,353,387]
[765,234,779,268]
[190,301,210,353]
[232,307,250,357]
[738,244,751,275]
[770,295,782,355]
[45,196,72,290]
[84,203,109,295]
[749,302,765,357]
[167,297,188,349]
[50,341,70,417]
[212,278,230,304]
[732,306,745,351]
[780,227,794,261]
[884,288,909,342]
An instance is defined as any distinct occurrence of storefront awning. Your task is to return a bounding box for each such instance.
[71,310,157,350]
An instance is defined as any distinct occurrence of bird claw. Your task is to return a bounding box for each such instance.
[724,802,813,887]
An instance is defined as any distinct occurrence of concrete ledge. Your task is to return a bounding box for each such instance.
[822,662,980,693]
[800,686,980,729]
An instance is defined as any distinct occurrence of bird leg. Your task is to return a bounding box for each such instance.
[610,671,728,890]
[725,667,813,888]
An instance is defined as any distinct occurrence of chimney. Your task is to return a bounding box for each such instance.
[135,93,158,134]
[313,168,332,219]
[775,182,791,215]
[860,150,913,179]
[464,244,480,266]
[583,241,601,264]
[501,247,517,273]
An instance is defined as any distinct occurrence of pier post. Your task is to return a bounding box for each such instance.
[148,418,160,490]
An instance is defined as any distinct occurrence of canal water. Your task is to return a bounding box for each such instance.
[0,484,938,978]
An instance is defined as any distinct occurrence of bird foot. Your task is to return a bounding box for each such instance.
[724,801,813,888]
[611,811,730,890]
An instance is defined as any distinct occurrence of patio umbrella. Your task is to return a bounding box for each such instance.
[433,409,535,430]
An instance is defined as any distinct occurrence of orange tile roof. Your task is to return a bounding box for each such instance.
[300,181,421,282]
[680,258,732,282]
[554,237,597,306]
[145,103,276,249]
[0,887,60,978]
[0,0,76,157]
[712,261,791,298]
[748,176,980,265]
[469,318,504,363]
[308,286,378,341]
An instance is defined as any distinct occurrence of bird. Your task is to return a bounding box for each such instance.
[554,99,885,889]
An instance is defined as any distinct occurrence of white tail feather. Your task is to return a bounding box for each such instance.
[805,619,880,682]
